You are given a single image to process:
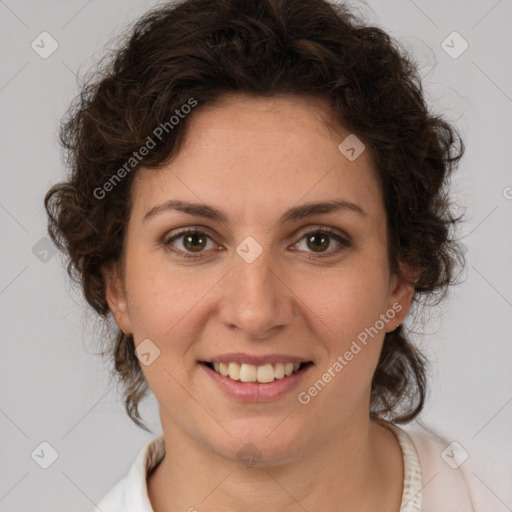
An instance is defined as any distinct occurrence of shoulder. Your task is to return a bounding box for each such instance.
[94,434,165,512]
[396,420,508,512]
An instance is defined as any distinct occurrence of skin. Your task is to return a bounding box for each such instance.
[104,93,416,511]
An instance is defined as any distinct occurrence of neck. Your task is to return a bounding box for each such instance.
[148,414,404,512]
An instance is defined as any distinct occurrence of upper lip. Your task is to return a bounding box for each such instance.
[201,353,312,366]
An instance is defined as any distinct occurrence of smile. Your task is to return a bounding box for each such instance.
[199,359,314,402]
[202,361,312,383]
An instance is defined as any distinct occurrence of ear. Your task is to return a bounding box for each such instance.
[101,261,132,334]
[385,262,417,332]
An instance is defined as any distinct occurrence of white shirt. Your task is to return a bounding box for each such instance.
[95,420,502,511]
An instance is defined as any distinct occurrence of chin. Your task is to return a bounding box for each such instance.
[210,418,308,466]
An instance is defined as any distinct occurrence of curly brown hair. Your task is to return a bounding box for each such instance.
[45,0,465,432]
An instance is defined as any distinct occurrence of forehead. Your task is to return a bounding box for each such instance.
[130,94,383,223]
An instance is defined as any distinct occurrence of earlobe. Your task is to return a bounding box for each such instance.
[101,262,132,334]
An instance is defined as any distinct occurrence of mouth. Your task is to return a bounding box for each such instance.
[199,360,314,384]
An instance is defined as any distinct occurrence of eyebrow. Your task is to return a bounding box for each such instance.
[142,198,366,225]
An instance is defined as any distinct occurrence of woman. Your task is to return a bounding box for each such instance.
[44,0,498,510]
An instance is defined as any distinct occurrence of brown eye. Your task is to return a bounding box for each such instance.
[306,232,330,252]
[294,228,351,259]
[163,229,216,259]
[182,232,207,252]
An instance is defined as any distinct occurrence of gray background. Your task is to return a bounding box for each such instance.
[1,0,511,510]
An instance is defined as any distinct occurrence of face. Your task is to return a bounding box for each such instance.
[104,94,414,465]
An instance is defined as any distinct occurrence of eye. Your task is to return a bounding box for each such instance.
[163,226,351,260]
[163,229,218,259]
[293,228,351,259]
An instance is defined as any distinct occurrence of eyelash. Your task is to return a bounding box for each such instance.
[162,227,351,260]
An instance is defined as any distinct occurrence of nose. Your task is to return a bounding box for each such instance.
[218,246,295,340]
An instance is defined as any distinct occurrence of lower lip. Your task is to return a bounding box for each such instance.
[199,363,313,402]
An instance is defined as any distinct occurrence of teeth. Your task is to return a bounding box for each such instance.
[256,364,275,383]
[239,363,257,382]
[274,362,285,379]
[209,361,306,383]
[219,362,229,377]
[228,362,240,380]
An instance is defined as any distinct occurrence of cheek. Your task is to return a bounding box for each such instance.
[296,262,390,396]
[297,278,387,420]
[123,251,206,337]
[123,256,212,400]
[304,264,390,340]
